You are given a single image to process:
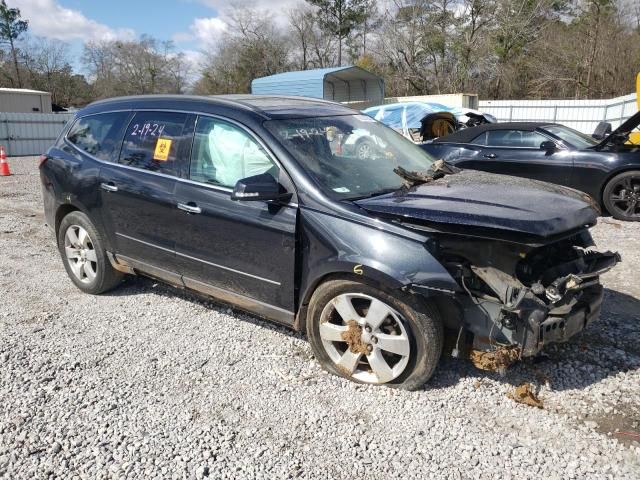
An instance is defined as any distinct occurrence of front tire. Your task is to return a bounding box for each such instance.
[57,211,123,294]
[603,171,640,221]
[306,280,443,390]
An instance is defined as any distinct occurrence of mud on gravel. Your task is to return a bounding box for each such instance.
[1,157,639,479]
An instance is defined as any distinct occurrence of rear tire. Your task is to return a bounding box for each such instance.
[306,280,443,390]
[603,171,640,221]
[57,211,123,294]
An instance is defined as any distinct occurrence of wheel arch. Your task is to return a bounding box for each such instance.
[599,166,640,206]
[295,269,404,332]
[295,209,461,331]
[55,203,81,237]
[54,202,113,251]
[294,265,457,333]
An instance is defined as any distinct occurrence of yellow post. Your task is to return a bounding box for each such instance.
[630,73,640,144]
[637,72,640,110]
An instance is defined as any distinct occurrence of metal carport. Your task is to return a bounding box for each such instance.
[251,66,384,104]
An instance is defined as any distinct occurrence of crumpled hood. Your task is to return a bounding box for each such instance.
[355,170,599,238]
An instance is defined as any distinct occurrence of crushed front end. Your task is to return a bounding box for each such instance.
[421,228,620,360]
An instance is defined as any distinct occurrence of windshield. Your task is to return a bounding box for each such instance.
[544,125,598,149]
[264,114,437,200]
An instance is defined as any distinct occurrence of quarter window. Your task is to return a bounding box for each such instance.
[470,131,488,145]
[119,112,189,177]
[66,112,130,161]
[484,130,549,148]
[189,116,277,188]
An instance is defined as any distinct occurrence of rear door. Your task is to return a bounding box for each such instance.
[62,111,132,234]
[174,115,297,319]
[99,111,195,275]
[456,129,573,185]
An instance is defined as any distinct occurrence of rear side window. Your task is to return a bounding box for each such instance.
[119,112,190,177]
[66,112,130,161]
[484,129,548,148]
[470,131,488,145]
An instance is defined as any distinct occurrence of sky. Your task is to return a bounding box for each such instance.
[10,0,303,70]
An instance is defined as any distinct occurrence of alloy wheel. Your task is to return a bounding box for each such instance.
[64,225,98,284]
[357,142,372,160]
[609,174,640,219]
[319,293,411,384]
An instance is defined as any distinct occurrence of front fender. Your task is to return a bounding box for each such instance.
[298,209,461,307]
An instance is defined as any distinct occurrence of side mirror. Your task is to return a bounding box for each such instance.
[592,121,612,140]
[231,173,291,202]
[540,140,557,153]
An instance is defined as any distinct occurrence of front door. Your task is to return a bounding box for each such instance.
[99,111,195,275]
[457,129,574,186]
[174,116,297,322]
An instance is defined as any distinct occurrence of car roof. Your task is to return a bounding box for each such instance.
[82,94,358,120]
[364,101,450,112]
[434,122,557,143]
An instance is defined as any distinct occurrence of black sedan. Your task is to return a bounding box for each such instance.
[421,113,640,221]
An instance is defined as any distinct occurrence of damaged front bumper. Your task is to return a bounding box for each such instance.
[470,250,618,357]
[414,231,620,359]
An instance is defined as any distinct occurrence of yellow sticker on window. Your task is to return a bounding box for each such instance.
[153,138,172,161]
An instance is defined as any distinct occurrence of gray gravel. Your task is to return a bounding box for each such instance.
[1,156,639,479]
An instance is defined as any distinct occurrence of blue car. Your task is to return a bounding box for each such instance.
[363,102,495,143]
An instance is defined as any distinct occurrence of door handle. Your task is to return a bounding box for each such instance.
[483,153,497,159]
[101,182,118,192]
[177,202,202,214]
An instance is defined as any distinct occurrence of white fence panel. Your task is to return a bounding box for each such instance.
[479,93,637,134]
[0,112,73,156]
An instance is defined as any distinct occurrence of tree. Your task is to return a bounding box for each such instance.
[83,36,190,98]
[450,0,494,92]
[195,10,290,94]
[288,5,336,69]
[20,37,93,107]
[527,0,639,99]
[487,0,558,98]
[305,0,369,65]
[0,0,28,87]
[21,37,71,104]
[373,0,461,95]
[345,0,381,61]
[192,0,638,100]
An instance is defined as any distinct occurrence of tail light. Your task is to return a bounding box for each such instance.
[39,154,49,167]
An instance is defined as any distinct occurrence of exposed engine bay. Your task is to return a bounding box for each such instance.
[422,229,620,358]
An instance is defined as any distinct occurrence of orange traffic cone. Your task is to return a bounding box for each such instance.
[0,146,10,176]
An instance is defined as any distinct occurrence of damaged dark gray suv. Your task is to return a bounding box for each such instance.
[40,95,619,389]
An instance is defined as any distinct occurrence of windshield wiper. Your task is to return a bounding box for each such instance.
[348,188,398,200]
[393,159,460,189]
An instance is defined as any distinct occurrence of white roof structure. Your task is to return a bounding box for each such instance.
[0,88,50,94]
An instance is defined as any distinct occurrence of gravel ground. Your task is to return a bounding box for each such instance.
[1,156,639,479]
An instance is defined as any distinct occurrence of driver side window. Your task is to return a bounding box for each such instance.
[190,116,278,188]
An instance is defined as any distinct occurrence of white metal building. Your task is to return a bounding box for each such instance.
[0,88,53,113]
